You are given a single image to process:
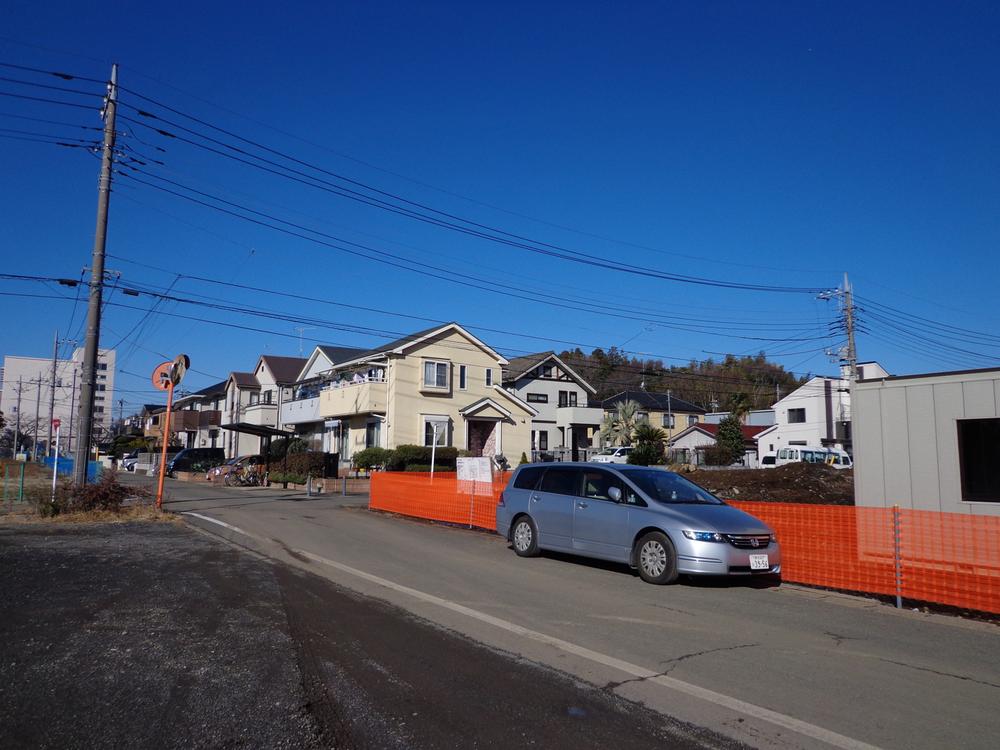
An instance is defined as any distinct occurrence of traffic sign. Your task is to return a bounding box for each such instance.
[52,418,61,429]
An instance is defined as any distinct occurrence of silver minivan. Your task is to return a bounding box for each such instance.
[496,463,781,584]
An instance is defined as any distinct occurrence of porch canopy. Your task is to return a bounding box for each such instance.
[220,422,295,472]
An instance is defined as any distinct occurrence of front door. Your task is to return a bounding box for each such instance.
[467,420,493,457]
[572,469,631,562]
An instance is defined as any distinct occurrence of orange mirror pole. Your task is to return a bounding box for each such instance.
[155,380,174,510]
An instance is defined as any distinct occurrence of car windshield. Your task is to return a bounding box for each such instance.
[596,449,616,455]
[619,468,723,505]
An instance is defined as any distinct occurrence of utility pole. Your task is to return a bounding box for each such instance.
[842,272,858,382]
[667,389,673,439]
[118,398,124,436]
[74,63,118,485]
[32,376,42,461]
[47,330,58,458]
[67,368,77,458]
[13,376,22,459]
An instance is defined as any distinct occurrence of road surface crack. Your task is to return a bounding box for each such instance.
[602,643,759,692]
[876,657,1000,689]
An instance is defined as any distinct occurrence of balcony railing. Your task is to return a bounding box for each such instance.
[319,376,387,418]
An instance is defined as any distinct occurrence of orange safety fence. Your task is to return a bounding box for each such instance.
[371,473,1000,614]
[370,472,509,530]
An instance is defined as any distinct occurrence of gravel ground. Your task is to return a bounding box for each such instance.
[0,521,745,749]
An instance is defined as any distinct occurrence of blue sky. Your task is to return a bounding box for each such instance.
[2,1,999,411]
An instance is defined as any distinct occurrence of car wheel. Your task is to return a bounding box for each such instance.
[511,516,539,557]
[635,531,679,584]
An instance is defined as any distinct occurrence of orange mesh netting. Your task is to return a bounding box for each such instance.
[370,472,507,531]
[371,474,1000,614]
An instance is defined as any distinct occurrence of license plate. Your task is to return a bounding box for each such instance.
[749,554,770,571]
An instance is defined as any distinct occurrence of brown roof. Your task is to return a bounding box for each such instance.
[229,372,260,389]
[260,355,308,384]
[504,352,555,381]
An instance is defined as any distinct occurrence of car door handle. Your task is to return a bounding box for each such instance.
[576,501,588,509]
[531,494,541,502]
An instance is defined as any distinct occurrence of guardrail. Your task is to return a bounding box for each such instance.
[370,472,1000,615]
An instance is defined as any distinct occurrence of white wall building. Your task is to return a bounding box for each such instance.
[502,351,602,460]
[853,366,1000,517]
[754,362,888,462]
[0,347,116,456]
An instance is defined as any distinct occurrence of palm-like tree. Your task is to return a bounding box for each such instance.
[601,399,641,446]
[633,423,667,449]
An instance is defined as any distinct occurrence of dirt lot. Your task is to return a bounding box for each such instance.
[685,463,855,505]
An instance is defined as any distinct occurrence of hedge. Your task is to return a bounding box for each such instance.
[385,445,459,471]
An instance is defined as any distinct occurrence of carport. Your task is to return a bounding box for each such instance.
[220,422,295,476]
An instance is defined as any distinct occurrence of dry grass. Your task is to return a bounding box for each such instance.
[0,502,179,525]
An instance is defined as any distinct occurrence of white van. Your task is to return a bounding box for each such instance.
[774,446,852,470]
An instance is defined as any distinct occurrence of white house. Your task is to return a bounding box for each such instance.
[222,355,306,457]
[670,422,769,467]
[754,362,889,462]
[853,366,1000,517]
[502,351,603,461]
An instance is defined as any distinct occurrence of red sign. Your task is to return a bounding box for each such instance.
[52,419,61,429]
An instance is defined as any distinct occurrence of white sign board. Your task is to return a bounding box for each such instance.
[457,457,493,483]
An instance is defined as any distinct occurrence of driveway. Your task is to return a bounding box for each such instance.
[143,475,999,750]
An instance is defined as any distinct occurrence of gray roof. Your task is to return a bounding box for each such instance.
[503,351,555,381]
[317,346,368,367]
[320,323,463,367]
[602,390,706,414]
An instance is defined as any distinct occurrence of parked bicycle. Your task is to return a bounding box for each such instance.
[224,464,265,487]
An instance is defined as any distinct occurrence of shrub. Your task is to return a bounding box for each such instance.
[701,445,736,466]
[268,471,308,485]
[627,443,664,466]
[385,445,458,471]
[34,472,151,516]
[518,452,529,465]
[287,437,310,455]
[352,447,392,471]
[281,451,326,477]
[404,464,453,472]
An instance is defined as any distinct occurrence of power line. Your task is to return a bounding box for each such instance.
[115,169,829,343]
[114,98,829,294]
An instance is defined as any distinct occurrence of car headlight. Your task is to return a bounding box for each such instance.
[769,532,777,543]
[682,530,724,542]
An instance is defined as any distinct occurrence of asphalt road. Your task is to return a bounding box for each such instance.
[150,477,997,749]
[0,511,742,748]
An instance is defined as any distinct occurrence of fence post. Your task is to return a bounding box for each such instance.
[892,504,903,609]
[342,475,348,497]
[3,463,8,508]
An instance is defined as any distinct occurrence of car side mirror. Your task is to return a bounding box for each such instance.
[608,486,622,503]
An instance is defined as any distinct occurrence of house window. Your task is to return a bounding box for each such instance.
[423,416,450,446]
[263,390,273,405]
[662,414,675,429]
[788,408,806,424]
[527,393,548,403]
[249,392,259,405]
[688,415,698,426]
[96,363,107,371]
[637,412,649,424]
[538,430,548,451]
[541,364,553,378]
[485,368,493,387]
[365,419,381,449]
[423,360,449,389]
[459,365,467,390]
[958,418,1000,502]
[558,391,568,407]
[96,384,106,392]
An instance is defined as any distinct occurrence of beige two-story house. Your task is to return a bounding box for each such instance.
[281,323,536,464]
[602,390,707,443]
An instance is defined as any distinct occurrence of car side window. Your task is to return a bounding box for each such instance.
[581,470,620,501]
[539,468,581,496]
[513,466,545,490]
